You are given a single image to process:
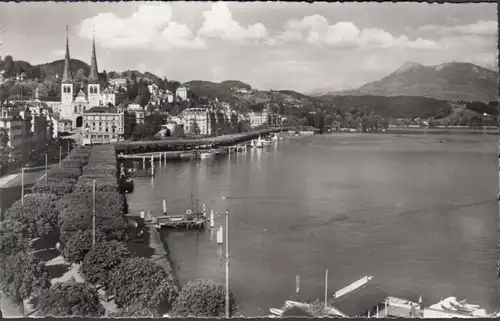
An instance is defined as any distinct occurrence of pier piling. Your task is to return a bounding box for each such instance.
[163,200,167,215]
[217,226,223,244]
[142,157,146,169]
[210,210,215,228]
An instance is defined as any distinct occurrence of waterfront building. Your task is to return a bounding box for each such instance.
[81,106,123,146]
[180,107,212,136]
[126,104,145,125]
[56,27,117,130]
[249,109,269,128]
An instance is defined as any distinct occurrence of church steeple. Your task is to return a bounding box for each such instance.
[61,26,73,83]
[88,28,99,84]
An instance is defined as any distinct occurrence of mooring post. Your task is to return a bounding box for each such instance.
[147,210,151,220]
[140,209,145,219]
[202,204,207,217]
[217,226,223,244]
[163,199,167,215]
[210,209,215,228]
[159,153,162,167]
[143,156,146,169]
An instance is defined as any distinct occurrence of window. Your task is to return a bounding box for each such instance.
[74,106,77,113]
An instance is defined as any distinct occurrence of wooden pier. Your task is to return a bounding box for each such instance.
[150,212,207,230]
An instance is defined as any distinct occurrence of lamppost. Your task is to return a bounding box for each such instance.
[483,113,487,135]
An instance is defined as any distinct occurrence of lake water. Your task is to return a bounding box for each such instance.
[126,133,499,316]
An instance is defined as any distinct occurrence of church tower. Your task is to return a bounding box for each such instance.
[87,29,101,107]
[61,26,74,106]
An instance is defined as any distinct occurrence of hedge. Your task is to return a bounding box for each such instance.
[31,181,75,198]
[4,193,60,239]
[74,179,118,193]
[60,159,87,169]
[80,168,116,177]
[47,167,82,181]
[57,191,127,240]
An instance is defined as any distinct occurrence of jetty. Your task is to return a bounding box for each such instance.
[151,212,206,230]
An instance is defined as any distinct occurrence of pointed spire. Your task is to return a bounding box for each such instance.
[62,26,73,83]
[88,27,99,84]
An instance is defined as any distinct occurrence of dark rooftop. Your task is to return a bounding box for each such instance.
[85,106,118,114]
[327,282,389,317]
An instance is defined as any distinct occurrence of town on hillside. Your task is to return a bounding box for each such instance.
[0,1,498,318]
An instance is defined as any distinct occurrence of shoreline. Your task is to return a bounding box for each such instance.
[146,225,181,292]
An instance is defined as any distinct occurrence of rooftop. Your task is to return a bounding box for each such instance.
[85,106,118,114]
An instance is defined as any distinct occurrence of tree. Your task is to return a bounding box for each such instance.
[61,229,106,264]
[108,305,159,317]
[57,191,127,240]
[108,258,178,312]
[4,194,60,239]
[38,278,105,317]
[31,181,74,198]
[0,127,9,147]
[0,251,51,315]
[80,240,131,288]
[171,279,237,317]
[3,55,15,78]
[0,220,30,256]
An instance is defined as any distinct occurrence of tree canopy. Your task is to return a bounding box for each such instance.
[61,229,106,264]
[0,251,51,307]
[4,194,60,239]
[0,220,30,256]
[80,240,131,287]
[171,279,237,317]
[38,278,105,317]
[108,257,178,312]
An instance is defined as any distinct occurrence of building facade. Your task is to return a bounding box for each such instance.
[58,28,116,130]
[176,86,188,101]
[180,107,212,136]
[0,107,25,149]
[81,106,123,146]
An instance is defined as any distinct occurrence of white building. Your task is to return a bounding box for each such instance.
[81,106,124,146]
[176,86,188,101]
[0,108,25,149]
[180,108,211,136]
[109,78,127,88]
[248,109,269,128]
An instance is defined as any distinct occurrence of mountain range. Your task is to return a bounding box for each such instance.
[1,57,497,119]
[310,61,498,103]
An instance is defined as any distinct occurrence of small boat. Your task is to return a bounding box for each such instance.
[179,152,195,160]
[269,308,284,317]
[199,151,216,159]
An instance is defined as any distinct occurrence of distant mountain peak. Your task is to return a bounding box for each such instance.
[393,61,425,74]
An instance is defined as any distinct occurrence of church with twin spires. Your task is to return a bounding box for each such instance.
[58,27,116,129]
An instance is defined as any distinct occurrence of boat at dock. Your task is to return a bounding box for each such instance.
[250,136,272,148]
[152,210,207,229]
[198,150,217,159]
[179,151,196,160]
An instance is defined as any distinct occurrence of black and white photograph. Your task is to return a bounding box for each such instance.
[0,1,498,318]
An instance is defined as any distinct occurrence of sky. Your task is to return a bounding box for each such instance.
[0,2,497,93]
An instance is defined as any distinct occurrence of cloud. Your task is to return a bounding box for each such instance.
[197,2,268,44]
[418,20,497,36]
[52,49,65,56]
[78,3,206,51]
[269,15,438,50]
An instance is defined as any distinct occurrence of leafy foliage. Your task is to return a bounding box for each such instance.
[4,194,59,239]
[0,251,51,304]
[47,167,81,182]
[0,220,30,256]
[57,191,127,240]
[108,258,178,311]
[38,278,105,317]
[61,229,106,264]
[60,159,87,169]
[107,305,159,318]
[80,240,131,287]
[31,180,74,198]
[0,127,9,147]
[171,279,236,317]
[74,179,118,193]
